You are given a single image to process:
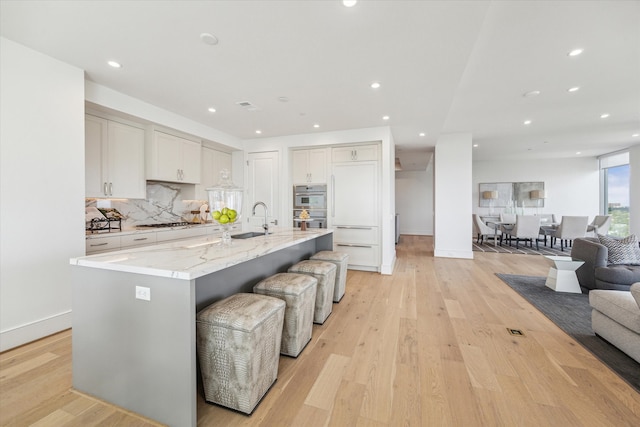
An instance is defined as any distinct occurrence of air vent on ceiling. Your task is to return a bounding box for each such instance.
[236,101,260,111]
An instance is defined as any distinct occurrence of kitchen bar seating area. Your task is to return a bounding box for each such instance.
[70,229,352,426]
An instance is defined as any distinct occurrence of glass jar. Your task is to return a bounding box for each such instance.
[207,169,243,245]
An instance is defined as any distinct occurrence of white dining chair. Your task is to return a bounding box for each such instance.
[472,214,501,244]
[501,215,541,249]
[587,215,611,237]
[551,216,589,251]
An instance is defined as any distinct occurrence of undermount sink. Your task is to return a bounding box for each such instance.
[231,231,271,239]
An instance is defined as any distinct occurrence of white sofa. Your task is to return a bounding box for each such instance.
[589,282,640,363]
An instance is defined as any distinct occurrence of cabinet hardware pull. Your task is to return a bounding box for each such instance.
[109,182,113,196]
[336,226,372,230]
[133,238,148,241]
[103,182,108,196]
[337,243,372,248]
[90,242,108,247]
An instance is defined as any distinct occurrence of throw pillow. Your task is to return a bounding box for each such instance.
[598,234,640,265]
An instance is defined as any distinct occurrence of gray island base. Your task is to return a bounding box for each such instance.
[70,228,333,426]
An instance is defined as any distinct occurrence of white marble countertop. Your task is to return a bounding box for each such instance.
[71,228,333,280]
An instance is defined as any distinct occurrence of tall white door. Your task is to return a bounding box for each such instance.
[247,151,280,229]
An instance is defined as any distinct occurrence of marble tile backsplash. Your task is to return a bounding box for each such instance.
[86,182,208,229]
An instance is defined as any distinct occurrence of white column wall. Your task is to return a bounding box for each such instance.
[629,145,640,236]
[434,133,473,259]
[0,38,85,351]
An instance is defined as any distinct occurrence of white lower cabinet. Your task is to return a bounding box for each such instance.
[332,226,379,271]
[86,226,217,254]
[121,232,157,248]
[85,235,121,254]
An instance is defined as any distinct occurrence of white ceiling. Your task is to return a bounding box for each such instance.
[1,0,639,166]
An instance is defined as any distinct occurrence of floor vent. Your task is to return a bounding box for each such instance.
[507,328,525,337]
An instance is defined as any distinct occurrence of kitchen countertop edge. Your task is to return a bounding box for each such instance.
[72,228,333,280]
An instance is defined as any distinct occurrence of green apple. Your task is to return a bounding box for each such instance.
[212,210,221,220]
[218,214,229,224]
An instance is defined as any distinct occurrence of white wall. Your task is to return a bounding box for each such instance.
[630,145,640,236]
[434,134,473,259]
[0,38,85,351]
[395,156,434,235]
[472,157,600,218]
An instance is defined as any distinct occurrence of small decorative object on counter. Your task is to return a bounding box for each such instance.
[207,169,243,245]
[296,209,312,231]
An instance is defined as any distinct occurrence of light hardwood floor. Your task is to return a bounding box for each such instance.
[2,235,639,426]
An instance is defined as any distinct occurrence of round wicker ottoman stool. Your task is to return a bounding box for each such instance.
[254,272,317,357]
[310,250,349,302]
[196,293,285,414]
[288,260,336,325]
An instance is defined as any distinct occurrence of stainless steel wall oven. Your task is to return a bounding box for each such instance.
[293,184,327,228]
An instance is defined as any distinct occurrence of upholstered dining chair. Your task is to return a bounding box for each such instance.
[550,216,589,251]
[536,213,557,246]
[472,214,501,244]
[501,215,541,249]
[587,215,611,237]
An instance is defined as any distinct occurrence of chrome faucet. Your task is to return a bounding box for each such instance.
[252,201,269,234]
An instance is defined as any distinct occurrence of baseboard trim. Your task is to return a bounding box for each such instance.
[434,249,473,259]
[0,310,72,352]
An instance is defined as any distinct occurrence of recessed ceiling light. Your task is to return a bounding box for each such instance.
[473,144,478,148]
[277,96,289,102]
[524,120,532,125]
[568,48,584,57]
[343,0,357,7]
[107,60,122,68]
[382,115,390,120]
[600,113,610,119]
[523,90,541,97]
[207,107,216,113]
[200,33,218,45]
[370,82,381,89]
[313,124,320,128]
[255,130,262,134]
[419,132,425,137]
[576,151,582,155]
[568,86,580,92]
[632,133,639,137]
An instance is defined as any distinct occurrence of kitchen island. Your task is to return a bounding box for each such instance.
[70,228,333,427]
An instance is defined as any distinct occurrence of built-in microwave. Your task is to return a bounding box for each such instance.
[293,184,327,210]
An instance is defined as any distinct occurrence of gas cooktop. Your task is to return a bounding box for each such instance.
[136,222,190,228]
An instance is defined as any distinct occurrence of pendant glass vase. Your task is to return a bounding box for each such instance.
[206,169,243,245]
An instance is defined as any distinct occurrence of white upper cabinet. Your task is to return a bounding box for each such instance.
[195,146,232,200]
[292,148,327,184]
[147,130,201,184]
[331,144,378,162]
[85,114,146,199]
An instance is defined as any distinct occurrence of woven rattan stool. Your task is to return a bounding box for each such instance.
[310,250,349,302]
[254,273,317,357]
[196,293,285,414]
[288,260,336,324]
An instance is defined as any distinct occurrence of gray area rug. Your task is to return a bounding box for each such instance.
[474,241,570,256]
[496,273,640,393]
